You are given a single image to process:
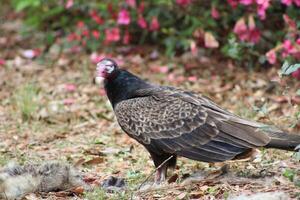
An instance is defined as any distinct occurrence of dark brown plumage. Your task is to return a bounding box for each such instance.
[96,58,300,183]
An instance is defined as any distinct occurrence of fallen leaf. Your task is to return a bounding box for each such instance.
[83,157,104,165]
[204,32,219,48]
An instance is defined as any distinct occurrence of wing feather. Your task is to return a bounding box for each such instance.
[114,87,271,162]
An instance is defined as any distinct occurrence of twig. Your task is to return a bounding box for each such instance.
[130,155,174,199]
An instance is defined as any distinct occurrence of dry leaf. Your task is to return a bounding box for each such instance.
[204,32,219,48]
[83,157,104,165]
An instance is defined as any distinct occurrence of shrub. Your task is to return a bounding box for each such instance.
[10,0,300,67]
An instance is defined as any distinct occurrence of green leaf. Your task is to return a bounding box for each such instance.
[15,0,41,11]
[283,168,295,182]
[280,62,300,75]
[296,89,300,96]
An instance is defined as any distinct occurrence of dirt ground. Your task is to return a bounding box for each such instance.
[0,49,299,199]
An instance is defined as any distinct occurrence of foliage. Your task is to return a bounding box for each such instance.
[9,0,300,66]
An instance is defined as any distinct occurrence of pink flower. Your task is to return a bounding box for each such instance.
[149,16,160,31]
[65,0,73,9]
[126,0,136,8]
[92,30,100,39]
[138,15,147,29]
[138,2,145,13]
[281,0,293,5]
[211,6,220,19]
[256,0,270,20]
[0,59,5,66]
[283,39,296,54]
[90,11,104,25]
[77,21,85,29]
[67,33,79,42]
[265,49,277,64]
[176,0,192,6]
[227,0,239,8]
[187,76,197,82]
[283,14,297,30]
[294,0,300,6]
[292,69,300,80]
[105,28,120,44]
[240,0,253,5]
[233,18,248,41]
[296,38,300,45]
[82,29,89,37]
[117,9,131,25]
[123,30,130,44]
[233,17,260,44]
[64,84,77,92]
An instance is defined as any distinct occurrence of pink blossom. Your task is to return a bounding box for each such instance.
[294,0,300,6]
[90,11,104,25]
[92,30,100,39]
[292,69,300,80]
[211,6,220,19]
[296,38,300,45]
[283,39,296,54]
[149,16,160,31]
[67,33,79,42]
[65,0,73,9]
[281,0,293,5]
[248,29,261,43]
[126,0,136,8]
[240,0,253,5]
[82,29,89,37]
[265,49,277,64]
[233,17,260,43]
[117,9,131,25]
[64,84,77,92]
[105,27,120,44]
[138,15,147,29]
[77,21,85,29]
[283,14,296,30]
[187,76,197,82]
[123,30,130,44]
[227,0,239,8]
[233,18,248,41]
[256,0,270,20]
[138,2,145,13]
[176,0,192,6]
[0,59,5,66]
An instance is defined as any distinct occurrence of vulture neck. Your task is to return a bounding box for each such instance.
[104,69,152,108]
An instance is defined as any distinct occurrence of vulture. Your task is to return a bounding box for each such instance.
[96,58,300,183]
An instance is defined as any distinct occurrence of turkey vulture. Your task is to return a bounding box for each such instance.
[96,58,300,183]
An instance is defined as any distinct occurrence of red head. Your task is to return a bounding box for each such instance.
[96,58,118,79]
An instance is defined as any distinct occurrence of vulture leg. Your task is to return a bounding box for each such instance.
[149,151,177,184]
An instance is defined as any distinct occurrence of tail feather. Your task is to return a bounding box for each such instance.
[265,131,300,151]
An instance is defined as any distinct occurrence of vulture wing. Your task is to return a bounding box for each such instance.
[115,87,271,162]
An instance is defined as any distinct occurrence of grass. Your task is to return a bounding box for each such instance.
[13,83,39,121]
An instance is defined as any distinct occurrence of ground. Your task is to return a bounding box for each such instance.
[0,29,300,200]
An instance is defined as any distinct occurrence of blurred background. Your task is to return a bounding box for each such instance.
[0,0,300,199]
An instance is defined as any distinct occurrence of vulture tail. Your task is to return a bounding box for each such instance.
[265,131,300,151]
